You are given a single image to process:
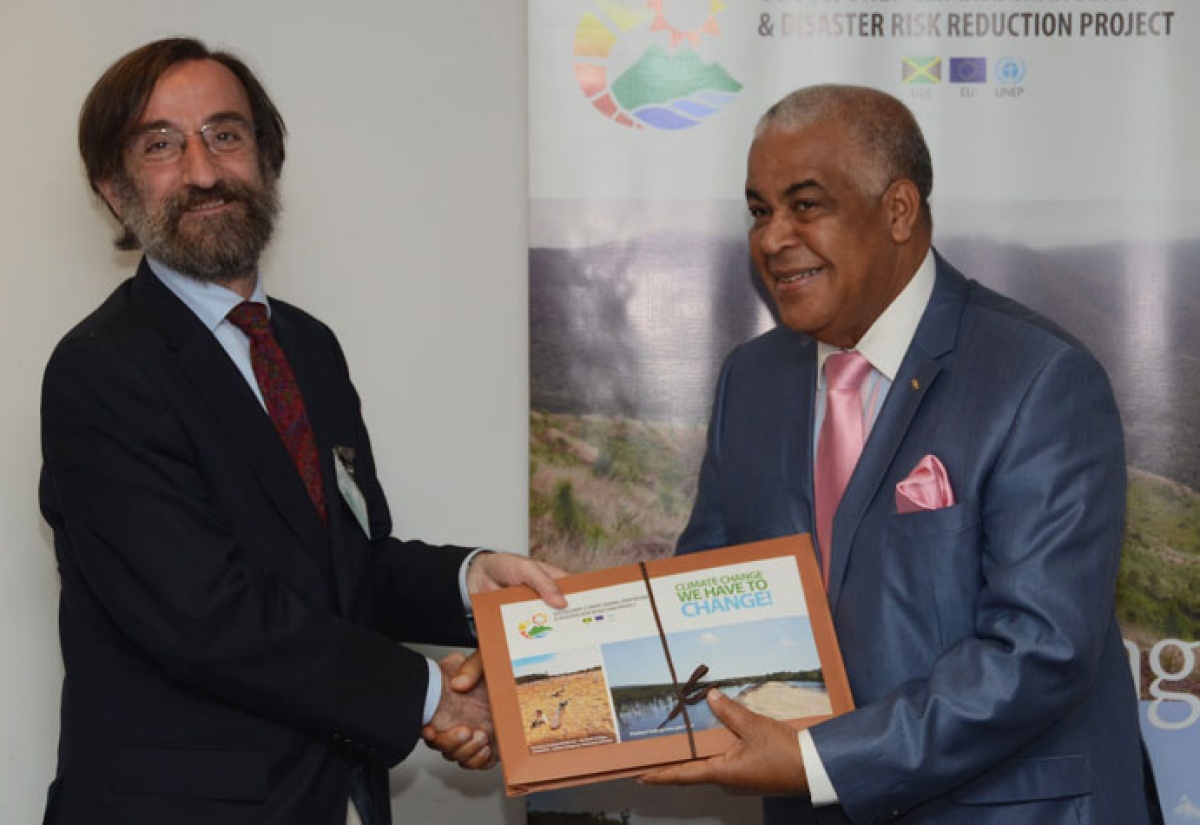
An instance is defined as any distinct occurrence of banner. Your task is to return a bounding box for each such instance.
[528,1,1199,821]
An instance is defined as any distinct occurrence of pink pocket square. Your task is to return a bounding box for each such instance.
[895,455,956,514]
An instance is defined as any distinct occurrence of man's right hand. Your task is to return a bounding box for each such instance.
[422,652,496,770]
[639,689,810,794]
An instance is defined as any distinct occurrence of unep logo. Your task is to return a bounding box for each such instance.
[519,613,553,640]
[995,57,1028,85]
[572,0,742,130]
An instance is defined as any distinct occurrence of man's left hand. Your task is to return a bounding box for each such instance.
[638,689,810,795]
[467,552,568,609]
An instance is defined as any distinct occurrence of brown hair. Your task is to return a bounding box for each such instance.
[78,37,287,194]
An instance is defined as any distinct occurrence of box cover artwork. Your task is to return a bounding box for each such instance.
[471,534,853,795]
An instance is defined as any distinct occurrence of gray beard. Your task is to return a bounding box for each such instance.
[112,173,280,285]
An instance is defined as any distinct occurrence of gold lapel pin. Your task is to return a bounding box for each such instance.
[911,379,920,391]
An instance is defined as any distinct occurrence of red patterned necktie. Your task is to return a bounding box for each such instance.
[227,301,327,523]
[814,350,872,588]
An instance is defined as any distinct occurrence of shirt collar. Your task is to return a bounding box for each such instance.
[817,249,936,384]
[146,257,269,332]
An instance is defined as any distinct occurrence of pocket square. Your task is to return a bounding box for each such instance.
[895,454,956,514]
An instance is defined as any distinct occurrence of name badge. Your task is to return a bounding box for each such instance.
[333,446,370,537]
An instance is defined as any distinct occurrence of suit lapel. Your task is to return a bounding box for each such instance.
[826,256,969,606]
[782,334,819,539]
[130,265,330,567]
[270,308,362,613]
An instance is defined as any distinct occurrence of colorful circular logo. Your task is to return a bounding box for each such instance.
[519,612,553,640]
[572,0,742,130]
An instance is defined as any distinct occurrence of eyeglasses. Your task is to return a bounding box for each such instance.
[127,118,257,165]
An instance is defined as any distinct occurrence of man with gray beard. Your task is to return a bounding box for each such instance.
[104,169,278,282]
[39,37,564,825]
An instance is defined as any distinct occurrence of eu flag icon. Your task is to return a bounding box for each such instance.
[949,57,987,84]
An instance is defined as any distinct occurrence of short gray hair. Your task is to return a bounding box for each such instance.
[757,84,933,213]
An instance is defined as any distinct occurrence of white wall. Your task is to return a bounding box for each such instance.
[0,2,531,822]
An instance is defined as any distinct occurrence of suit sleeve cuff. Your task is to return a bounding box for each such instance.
[800,728,840,807]
[423,657,441,726]
[458,549,489,610]
[432,549,488,724]
[458,549,490,637]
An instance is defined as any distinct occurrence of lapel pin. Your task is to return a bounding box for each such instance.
[911,379,920,391]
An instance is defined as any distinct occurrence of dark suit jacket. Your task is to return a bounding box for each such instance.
[678,254,1155,825]
[39,260,476,825]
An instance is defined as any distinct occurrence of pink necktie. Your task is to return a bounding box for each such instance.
[814,351,872,587]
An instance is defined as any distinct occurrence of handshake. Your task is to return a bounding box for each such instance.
[421,551,569,770]
[421,650,502,770]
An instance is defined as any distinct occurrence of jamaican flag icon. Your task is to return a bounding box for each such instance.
[903,56,942,84]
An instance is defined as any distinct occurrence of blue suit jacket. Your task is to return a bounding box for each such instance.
[678,255,1154,825]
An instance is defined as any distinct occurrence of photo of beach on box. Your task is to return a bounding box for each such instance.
[604,616,831,742]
